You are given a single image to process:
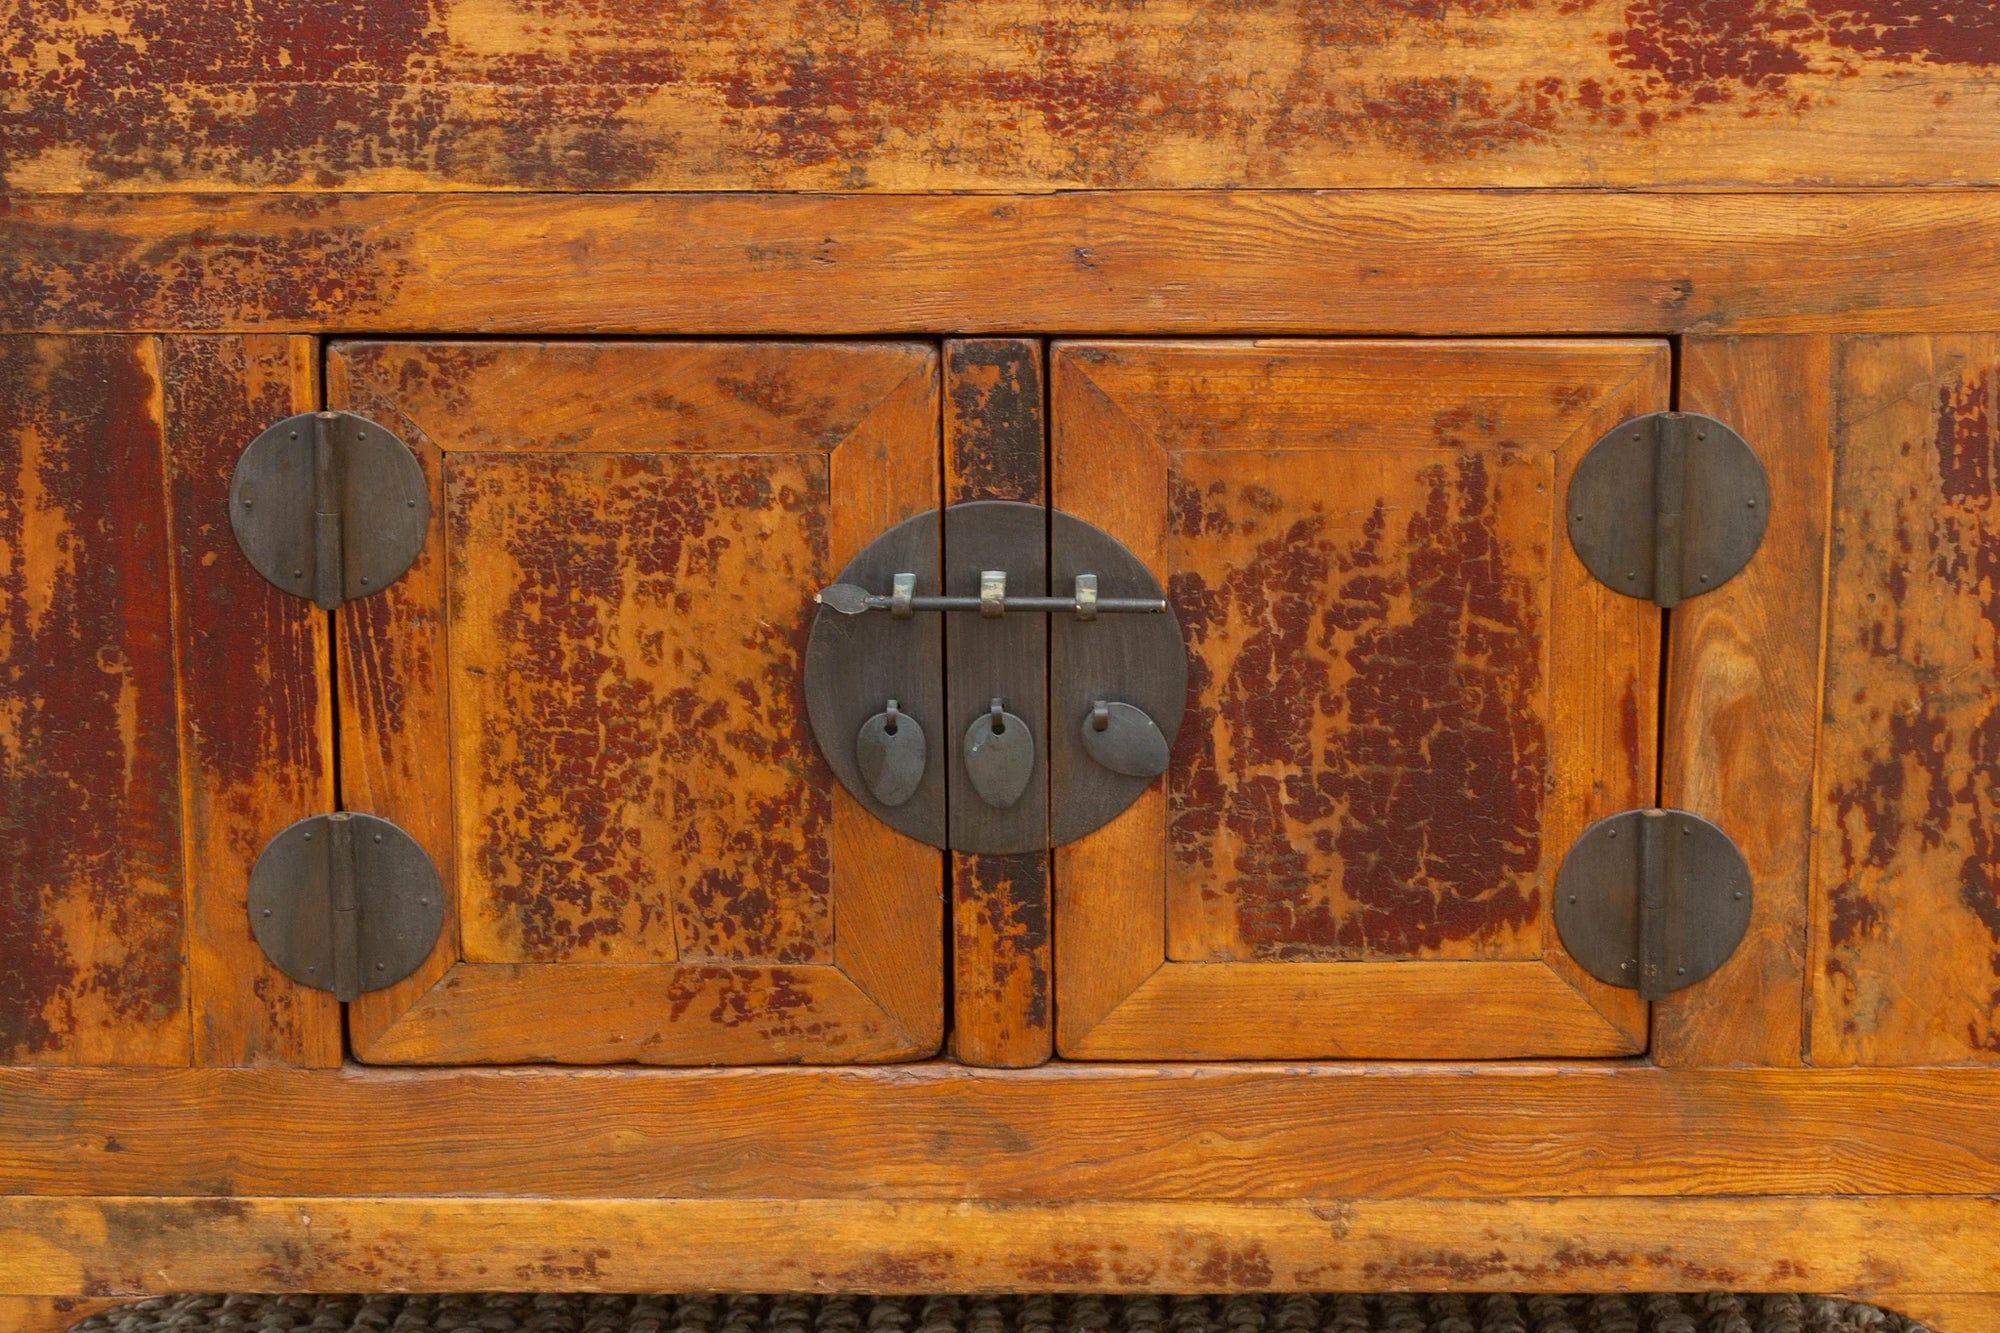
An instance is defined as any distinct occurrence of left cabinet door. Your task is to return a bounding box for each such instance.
[332,341,944,1064]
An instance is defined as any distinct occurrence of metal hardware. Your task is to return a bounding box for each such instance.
[1080,700,1171,779]
[1049,509,1188,847]
[817,581,1165,618]
[855,701,927,807]
[1554,808,1754,1001]
[804,509,948,848]
[1566,411,1769,608]
[247,811,444,1001]
[230,410,430,610]
[805,501,1188,852]
[945,501,1049,854]
[963,699,1035,809]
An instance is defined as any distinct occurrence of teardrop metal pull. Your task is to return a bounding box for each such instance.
[1080,700,1170,778]
[855,700,926,808]
[963,698,1034,809]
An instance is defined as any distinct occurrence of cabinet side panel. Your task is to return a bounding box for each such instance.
[1815,334,2000,1065]
[0,336,189,1065]
[1658,335,1832,1067]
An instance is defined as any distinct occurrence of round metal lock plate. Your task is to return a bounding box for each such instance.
[231,410,430,607]
[248,812,444,996]
[804,502,1186,852]
[1554,808,1753,996]
[1566,411,1769,604]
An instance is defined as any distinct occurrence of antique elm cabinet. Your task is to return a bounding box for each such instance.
[4,3,2000,1331]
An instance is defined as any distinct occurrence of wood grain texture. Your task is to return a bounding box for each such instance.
[0,1296,124,1333]
[1656,336,1833,1067]
[1814,334,2000,1066]
[945,339,1051,1070]
[333,341,942,1064]
[14,1063,2000,1202]
[7,2,2000,193]
[12,192,2000,338]
[1052,340,1661,1060]
[1899,1295,2000,1332]
[5,1195,2000,1299]
[0,336,188,1066]
[161,336,339,1068]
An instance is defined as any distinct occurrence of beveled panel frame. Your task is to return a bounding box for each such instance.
[330,341,944,1064]
[1052,339,1668,1060]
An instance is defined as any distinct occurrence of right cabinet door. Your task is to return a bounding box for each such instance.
[1052,340,1668,1059]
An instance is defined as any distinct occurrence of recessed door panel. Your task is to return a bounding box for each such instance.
[1052,340,1668,1060]
[331,341,943,1065]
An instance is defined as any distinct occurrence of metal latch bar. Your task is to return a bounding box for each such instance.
[816,573,1164,619]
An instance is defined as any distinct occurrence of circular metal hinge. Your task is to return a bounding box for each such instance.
[1555,808,1753,1000]
[248,812,444,1001]
[230,410,430,610]
[1566,411,1770,608]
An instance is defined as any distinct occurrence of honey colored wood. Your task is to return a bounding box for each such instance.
[1052,340,1660,1060]
[1899,1295,2000,1332]
[161,336,340,1069]
[0,336,189,1067]
[14,1064,2000,1202]
[332,341,943,1064]
[9,2,2000,194]
[1655,337,1834,1067]
[14,193,2000,338]
[944,339,1051,1070]
[6,1195,2000,1299]
[1814,334,2000,1066]
[0,1296,124,1333]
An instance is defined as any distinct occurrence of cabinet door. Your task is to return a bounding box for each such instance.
[331,341,942,1064]
[1052,341,1666,1059]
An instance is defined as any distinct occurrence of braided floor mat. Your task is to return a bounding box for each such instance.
[65,1294,1928,1333]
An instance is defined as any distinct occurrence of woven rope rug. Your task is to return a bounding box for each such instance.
[65,1293,1928,1333]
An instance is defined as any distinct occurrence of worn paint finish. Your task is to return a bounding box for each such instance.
[0,196,416,332]
[1166,448,1550,963]
[945,341,1045,505]
[943,337,1052,1069]
[6,1,2000,191]
[1817,335,2000,1063]
[332,341,922,457]
[161,335,339,1067]
[0,336,188,1064]
[448,451,832,966]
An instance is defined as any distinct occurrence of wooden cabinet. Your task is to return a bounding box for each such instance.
[328,341,943,1064]
[11,4,2000,1320]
